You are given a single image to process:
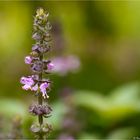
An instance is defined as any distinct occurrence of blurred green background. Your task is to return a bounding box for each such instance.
[0,1,140,139]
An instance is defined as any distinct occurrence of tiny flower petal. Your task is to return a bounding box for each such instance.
[20,76,35,91]
[20,77,34,86]
[31,84,38,91]
[22,85,31,90]
[40,82,49,98]
[25,56,32,64]
[47,62,54,71]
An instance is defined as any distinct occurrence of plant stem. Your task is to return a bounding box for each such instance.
[38,93,43,125]
[38,55,43,139]
[38,94,43,140]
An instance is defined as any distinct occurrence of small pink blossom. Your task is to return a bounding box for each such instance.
[40,82,49,98]
[25,56,32,64]
[22,84,31,90]
[20,76,34,90]
[47,62,54,71]
[51,55,80,76]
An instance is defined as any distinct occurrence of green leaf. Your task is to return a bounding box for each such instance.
[107,127,137,139]
[73,83,140,123]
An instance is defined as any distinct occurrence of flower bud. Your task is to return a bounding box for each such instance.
[25,56,32,64]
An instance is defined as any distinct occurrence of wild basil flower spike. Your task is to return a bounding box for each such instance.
[20,8,53,139]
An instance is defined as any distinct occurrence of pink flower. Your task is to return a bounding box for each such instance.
[31,84,38,91]
[51,55,80,76]
[25,56,32,64]
[40,82,49,98]
[20,76,34,90]
[47,62,54,71]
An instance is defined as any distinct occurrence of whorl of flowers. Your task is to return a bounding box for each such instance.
[20,8,53,139]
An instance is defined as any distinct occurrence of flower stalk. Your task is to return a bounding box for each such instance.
[20,8,53,139]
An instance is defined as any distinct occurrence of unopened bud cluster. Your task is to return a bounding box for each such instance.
[29,104,52,117]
